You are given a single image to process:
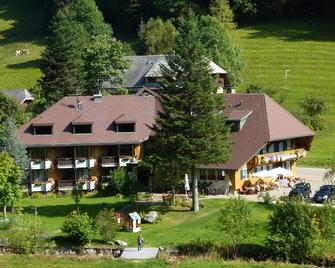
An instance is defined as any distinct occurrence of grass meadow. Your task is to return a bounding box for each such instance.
[0,194,322,267]
[0,1,334,167]
[0,254,317,268]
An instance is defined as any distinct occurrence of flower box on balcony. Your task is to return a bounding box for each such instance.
[31,181,52,192]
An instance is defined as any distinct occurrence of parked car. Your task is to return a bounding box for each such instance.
[313,185,335,203]
[288,182,311,199]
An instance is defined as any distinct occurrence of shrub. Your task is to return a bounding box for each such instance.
[174,197,191,208]
[2,215,46,254]
[218,198,252,257]
[258,192,276,204]
[95,209,120,243]
[266,199,323,262]
[62,211,94,245]
[31,192,44,199]
[110,168,126,193]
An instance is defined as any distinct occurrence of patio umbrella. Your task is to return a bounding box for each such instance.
[184,174,190,192]
[271,167,292,177]
[253,169,278,179]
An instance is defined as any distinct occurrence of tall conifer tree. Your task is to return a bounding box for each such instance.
[151,14,230,212]
[40,0,127,106]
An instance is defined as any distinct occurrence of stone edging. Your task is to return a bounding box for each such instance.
[0,246,124,257]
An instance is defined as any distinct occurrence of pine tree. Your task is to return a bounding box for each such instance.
[151,14,230,212]
[40,6,87,105]
[39,0,127,106]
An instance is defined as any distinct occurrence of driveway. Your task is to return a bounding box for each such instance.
[296,167,328,195]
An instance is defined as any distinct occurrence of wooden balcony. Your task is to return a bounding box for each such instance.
[101,156,118,167]
[253,148,307,166]
[57,158,74,169]
[30,159,52,170]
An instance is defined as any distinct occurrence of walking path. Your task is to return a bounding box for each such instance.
[120,247,159,259]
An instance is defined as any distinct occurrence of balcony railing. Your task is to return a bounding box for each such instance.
[75,157,96,169]
[30,159,52,170]
[57,158,74,169]
[31,180,52,192]
[101,156,118,167]
[119,155,139,167]
[78,178,96,191]
[57,179,74,191]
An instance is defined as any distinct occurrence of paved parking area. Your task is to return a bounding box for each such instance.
[202,167,330,202]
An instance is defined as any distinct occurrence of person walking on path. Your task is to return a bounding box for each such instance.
[137,234,144,251]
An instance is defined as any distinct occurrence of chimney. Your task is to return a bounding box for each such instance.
[75,97,83,110]
[93,93,102,103]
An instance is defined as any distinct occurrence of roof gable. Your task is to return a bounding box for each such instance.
[71,115,93,125]
[264,95,314,141]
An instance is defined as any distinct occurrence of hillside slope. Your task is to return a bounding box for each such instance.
[0,0,46,89]
[0,1,333,167]
[231,20,335,167]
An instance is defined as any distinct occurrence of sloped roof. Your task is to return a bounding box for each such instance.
[32,116,54,126]
[3,89,34,104]
[18,95,158,147]
[102,55,228,89]
[71,115,93,125]
[200,93,314,170]
[129,212,141,220]
[114,113,137,124]
[227,110,253,121]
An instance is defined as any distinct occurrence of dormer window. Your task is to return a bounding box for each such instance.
[228,121,240,132]
[34,126,53,135]
[73,124,92,134]
[114,113,136,133]
[71,115,93,134]
[32,117,54,135]
[226,110,253,132]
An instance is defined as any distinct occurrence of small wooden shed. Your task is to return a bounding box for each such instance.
[125,212,141,232]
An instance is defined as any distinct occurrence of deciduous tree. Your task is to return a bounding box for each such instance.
[0,118,29,175]
[199,15,244,88]
[0,152,23,220]
[209,0,236,29]
[138,17,176,55]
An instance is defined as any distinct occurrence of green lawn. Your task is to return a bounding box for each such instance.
[0,0,334,167]
[10,194,272,248]
[0,194,332,267]
[0,0,45,89]
[0,254,316,268]
[231,19,335,167]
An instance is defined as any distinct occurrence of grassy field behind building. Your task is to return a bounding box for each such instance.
[0,0,334,167]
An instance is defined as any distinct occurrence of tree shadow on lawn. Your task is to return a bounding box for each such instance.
[175,240,269,261]
[240,19,335,42]
[0,0,47,46]
[7,59,41,69]
[22,201,129,219]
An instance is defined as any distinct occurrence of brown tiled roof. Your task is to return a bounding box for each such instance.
[200,93,314,170]
[71,115,93,125]
[114,113,137,124]
[19,93,314,170]
[32,116,54,126]
[18,95,158,147]
[227,110,252,121]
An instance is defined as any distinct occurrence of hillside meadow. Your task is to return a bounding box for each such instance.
[0,0,334,167]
